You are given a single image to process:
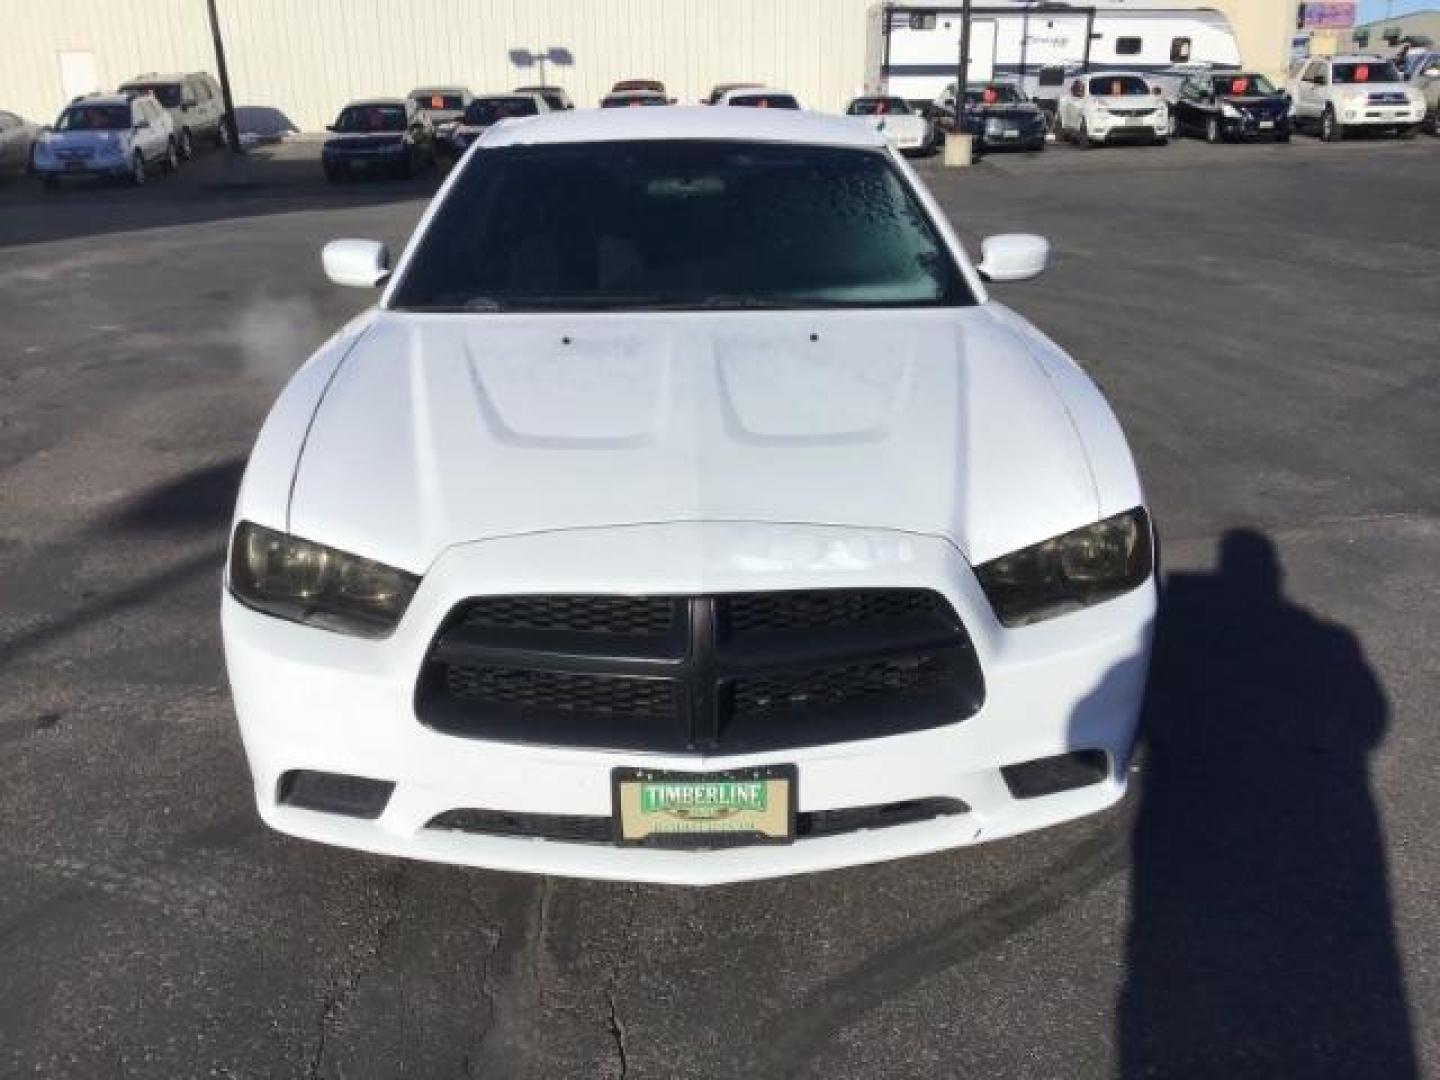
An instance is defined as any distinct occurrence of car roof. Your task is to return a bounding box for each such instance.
[604,89,667,99]
[479,106,883,149]
[1329,53,1394,62]
[719,86,798,100]
[69,94,133,107]
[121,73,189,85]
[342,98,409,108]
[410,86,469,96]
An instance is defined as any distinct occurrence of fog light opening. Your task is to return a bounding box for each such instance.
[278,770,395,819]
[1001,750,1109,800]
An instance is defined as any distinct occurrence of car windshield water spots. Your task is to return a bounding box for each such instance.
[391,139,972,312]
[1089,76,1150,96]
[334,105,407,132]
[463,98,539,125]
[125,83,183,107]
[1333,62,1402,84]
[55,105,130,130]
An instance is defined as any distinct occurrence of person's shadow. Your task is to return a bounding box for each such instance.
[1120,530,1416,1078]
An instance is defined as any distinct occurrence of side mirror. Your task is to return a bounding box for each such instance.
[134,119,150,129]
[322,239,391,288]
[325,123,336,132]
[977,234,1049,283]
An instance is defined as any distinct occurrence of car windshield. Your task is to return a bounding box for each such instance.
[729,94,800,109]
[1213,74,1276,96]
[965,85,1026,105]
[391,140,971,312]
[1333,61,1402,83]
[848,98,913,115]
[55,105,131,131]
[614,81,664,93]
[334,105,407,132]
[603,95,668,108]
[464,98,539,125]
[1089,75,1151,96]
[123,83,183,107]
[415,93,465,112]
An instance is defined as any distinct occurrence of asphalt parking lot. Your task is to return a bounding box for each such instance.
[2,132,1438,1079]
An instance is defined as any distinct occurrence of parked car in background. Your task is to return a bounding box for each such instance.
[1057,72,1169,148]
[1172,72,1291,142]
[949,82,1048,152]
[1146,62,1218,107]
[844,95,936,154]
[409,86,472,155]
[117,72,225,158]
[1031,63,1085,121]
[322,99,432,181]
[32,92,177,189]
[1400,50,1440,133]
[717,87,802,109]
[703,81,762,104]
[225,106,1156,884]
[449,93,551,154]
[0,109,42,176]
[1288,55,1425,141]
[514,85,574,111]
[601,90,670,108]
[611,78,670,100]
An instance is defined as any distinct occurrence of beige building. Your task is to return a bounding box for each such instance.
[4,1,1299,131]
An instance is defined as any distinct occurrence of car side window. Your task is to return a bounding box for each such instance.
[1171,37,1192,63]
[1116,37,1142,56]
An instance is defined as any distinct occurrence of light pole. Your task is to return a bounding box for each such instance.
[204,0,242,153]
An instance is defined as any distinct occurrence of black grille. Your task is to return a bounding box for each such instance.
[425,796,969,844]
[417,589,984,753]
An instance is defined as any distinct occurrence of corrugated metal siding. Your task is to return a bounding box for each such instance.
[3,0,1294,130]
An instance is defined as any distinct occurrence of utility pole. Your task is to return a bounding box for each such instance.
[954,0,974,134]
[205,0,242,153]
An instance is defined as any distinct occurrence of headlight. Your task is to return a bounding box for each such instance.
[228,521,420,638]
[1220,102,1241,119]
[974,508,1153,627]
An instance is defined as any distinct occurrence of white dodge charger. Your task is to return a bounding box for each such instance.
[223,107,1156,885]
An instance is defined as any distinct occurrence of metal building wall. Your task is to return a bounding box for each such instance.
[6,0,873,130]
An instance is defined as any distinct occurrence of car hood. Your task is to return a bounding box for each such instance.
[1221,93,1289,110]
[970,104,1043,119]
[326,133,405,150]
[1092,95,1159,109]
[863,114,927,133]
[287,308,1103,572]
[42,130,128,148]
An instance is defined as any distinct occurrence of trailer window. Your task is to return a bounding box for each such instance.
[1171,37,1192,62]
[1116,37,1143,56]
[909,12,937,30]
[1039,67,1065,87]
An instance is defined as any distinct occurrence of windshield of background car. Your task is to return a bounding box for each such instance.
[415,94,465,112]
[464,97,539,125]
[614,81,664,93]
[55,105,131,131]
[1333,61,1402,84]
[334,105,407,132]
[602,94,668,107]
[391,140,972,312]
[1089,75,1151,96]
[122,83,184,107]
[729,94,801,109]
[965,85,1025,105]
[848,98,913,115]
[1212,74,1277,96]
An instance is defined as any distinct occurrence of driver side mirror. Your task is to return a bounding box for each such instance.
[322,239,391,288]
[977,234,1049,283]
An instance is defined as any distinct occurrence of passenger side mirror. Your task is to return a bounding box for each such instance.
[977,234,1050,283]
[325,124,336,132]
[322,239,391,288]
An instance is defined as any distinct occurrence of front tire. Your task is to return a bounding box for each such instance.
[1205,115,1222,144]
[1321,106,1344,142]
[179,127,194,160]
[130,151,146,186]
[1077,119,1094,149]
[162,139,179,174]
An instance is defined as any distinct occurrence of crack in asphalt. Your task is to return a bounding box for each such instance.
[752,819,1131,1076]
[305,863,408,1080]
[605,990,630,1080]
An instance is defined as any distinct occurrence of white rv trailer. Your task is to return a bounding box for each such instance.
[866,2,1242,104]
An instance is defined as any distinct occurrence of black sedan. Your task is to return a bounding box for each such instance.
[321,99,433,181]
[1173,73,1291,143]
[955,83,1048,152]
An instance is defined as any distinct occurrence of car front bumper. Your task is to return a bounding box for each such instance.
[223,521,1155,885]
[1089,117,1166,143]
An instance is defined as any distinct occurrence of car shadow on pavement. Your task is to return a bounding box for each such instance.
[103,457,248,534]
[1120,529,1416,1078]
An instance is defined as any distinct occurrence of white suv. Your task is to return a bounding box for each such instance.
[31,92,178,189]
[1057,71,1169,148]
[222,108,1156,885]
[1288,54,1426,141]
[118,72,227,158]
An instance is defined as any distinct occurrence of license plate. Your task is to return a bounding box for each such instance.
[1002,130,1019,139]
[1124,116,1144,126]
[612,766,797,848]
[1259,120,1275,129]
